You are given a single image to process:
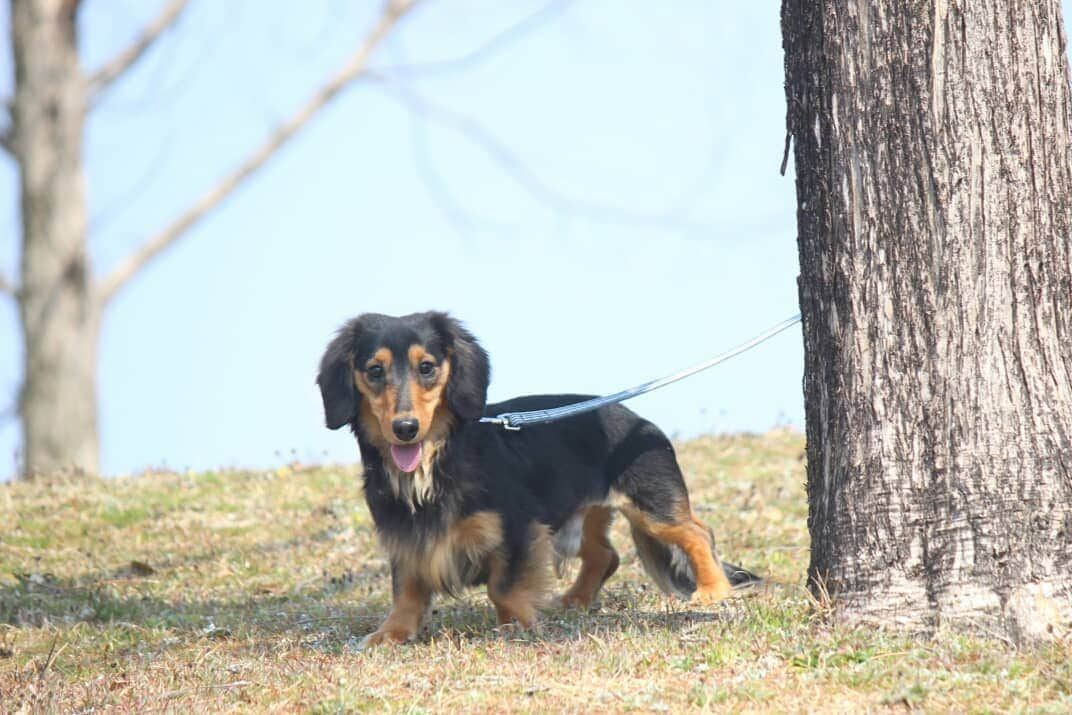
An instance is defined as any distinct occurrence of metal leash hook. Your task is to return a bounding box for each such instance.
[480,313,802,431]
[480,416,521,431]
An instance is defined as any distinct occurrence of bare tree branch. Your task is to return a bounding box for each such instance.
[376,0,575,79]
[87,0,192,101]
[98,0,417,305]
[0,271,15,297]
[62,0,84,22]
[373,80,716,236]
[0,97,13,155]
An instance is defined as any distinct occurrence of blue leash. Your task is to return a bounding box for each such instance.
[479,313,802,431]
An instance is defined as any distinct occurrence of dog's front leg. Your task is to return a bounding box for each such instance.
[358,563,432,649]
[486,525,553,629]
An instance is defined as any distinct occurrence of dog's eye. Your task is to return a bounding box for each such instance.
[366,365,385,380]
[418,361,436,377]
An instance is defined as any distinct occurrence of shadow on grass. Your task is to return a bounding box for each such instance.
[1,573,757,656]
[425,605,741,649]
[2,521,766,657]
[0,565,761,715]
[1,525,384,641]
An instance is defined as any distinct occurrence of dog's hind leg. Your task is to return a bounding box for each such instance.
[559,505,620,610]
[621,506,732,604]
[608,422,732,604]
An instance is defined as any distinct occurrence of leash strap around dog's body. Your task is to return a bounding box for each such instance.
[479,313,802,431]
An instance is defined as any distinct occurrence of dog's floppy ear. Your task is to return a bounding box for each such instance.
[317,320,361,430]
[431,312,490,420]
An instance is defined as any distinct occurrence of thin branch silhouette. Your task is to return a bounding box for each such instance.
[98,0,418,305]
[88,0,192,102]
[373,79,715,235]
[376,0,576,80]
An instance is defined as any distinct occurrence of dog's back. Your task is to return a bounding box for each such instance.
[472,395,759,601]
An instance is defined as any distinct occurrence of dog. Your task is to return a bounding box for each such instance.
[317,311,757,647]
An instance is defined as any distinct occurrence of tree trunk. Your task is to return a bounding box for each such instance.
[783,0,1072,642]
[11,0,99,476]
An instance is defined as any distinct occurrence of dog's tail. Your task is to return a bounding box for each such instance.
[626,519,761,599]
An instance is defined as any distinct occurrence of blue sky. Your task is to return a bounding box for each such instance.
[4,1,1056,478]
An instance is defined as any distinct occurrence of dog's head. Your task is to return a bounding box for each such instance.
[317,312,490,472]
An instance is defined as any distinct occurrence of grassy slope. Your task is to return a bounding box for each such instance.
[1,430,1069,713]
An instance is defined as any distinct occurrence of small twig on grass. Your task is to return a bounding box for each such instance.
[867,650,917,661]
[804,573,835,621]
[36,635,66,684]
[585,632,608,649]
[0,628,14,659]
[162,680,253,700]
[966,619,1018,651]
[295,615,350,626]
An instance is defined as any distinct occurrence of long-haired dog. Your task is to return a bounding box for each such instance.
[317,311,757,647]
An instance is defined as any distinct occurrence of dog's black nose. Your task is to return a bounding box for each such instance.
[392,417,420,442]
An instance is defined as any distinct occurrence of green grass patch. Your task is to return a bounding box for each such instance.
[98,504,152,528]
[0,431,1068,712]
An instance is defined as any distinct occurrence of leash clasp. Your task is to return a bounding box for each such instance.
[481,414,522,431]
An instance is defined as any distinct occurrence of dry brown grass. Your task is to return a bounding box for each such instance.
[2,429,1069,712]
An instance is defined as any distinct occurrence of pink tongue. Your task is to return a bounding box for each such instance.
[390,443,423,473]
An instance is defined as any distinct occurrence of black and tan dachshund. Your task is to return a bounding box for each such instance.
[317,311,757,647]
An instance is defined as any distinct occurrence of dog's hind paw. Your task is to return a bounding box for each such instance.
[689,582,732,606]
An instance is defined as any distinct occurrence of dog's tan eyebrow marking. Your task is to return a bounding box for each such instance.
[408,345,437,368]
[366,348,392,370]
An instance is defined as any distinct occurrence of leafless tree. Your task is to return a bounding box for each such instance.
[3,0,415,476]
[783,0,1072,642]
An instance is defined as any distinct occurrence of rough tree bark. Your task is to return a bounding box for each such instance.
[11,0,99,475]
[783,0,1072,641]
[3,0,413,477]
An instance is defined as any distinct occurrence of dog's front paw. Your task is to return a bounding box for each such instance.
[494,618,542,639]
[356,626,415,650]
[556,592,597,611]
[493,604,539,631]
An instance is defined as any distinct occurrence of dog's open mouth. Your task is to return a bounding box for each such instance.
[389,443,422,473]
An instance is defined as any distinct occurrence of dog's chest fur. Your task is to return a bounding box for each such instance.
[364,438,447,513]
[385,460,436,512]
[361,447,502,594]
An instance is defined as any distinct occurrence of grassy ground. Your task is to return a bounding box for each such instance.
[1,429,1069,713]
